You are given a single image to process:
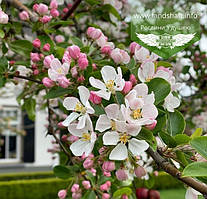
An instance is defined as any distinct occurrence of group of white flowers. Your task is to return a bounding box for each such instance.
[61,59,181,160]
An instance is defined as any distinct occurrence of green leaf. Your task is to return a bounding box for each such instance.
[152,113,167,134]
[85,0,100,5]
[0,29,5,38]
[190,136,207,160]
[182,162,207,177]
[24,98,36,121]
[102,4,121,20]
[159,131,177,148]
[167,110,186,136]
[10,40,33,57]
[116,91,124,104]
[176,151,188,166]
[191,128,203,139]
[70,36,83,48]
[53,165,72,179]
[38,35,54,51]
[83,190,96,199]
[49,20,74,27]
[144,174,155,189]
[127,58,136,69]
[156,61,172,68]
[85,171,96,186]
[0,56,8,73]
[0,77,6,88]
[182,65,190,74]
[147,78,171,105]
[113,187,132,197]
[44,87,73,99]
[91,104,105,116]
[174,134,191,145]
[55,46,65,59]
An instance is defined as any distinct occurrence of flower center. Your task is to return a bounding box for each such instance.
[132,109,142,119]
[146,77,153,82]
[75,102,86,114]
[82,133,91,141]
[105,80,115,94]
[111,120,116,131]
[57,68,63,74]
[119,133,130,144]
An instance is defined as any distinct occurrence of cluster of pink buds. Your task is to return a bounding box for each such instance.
[71,184,82,199]
[32,38,51,52]
[102,161,115,177]
[86,27,130,64]
[32,0,59,24]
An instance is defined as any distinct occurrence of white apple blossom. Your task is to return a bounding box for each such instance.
[163,93,180,112]
[138,61,155,83]
[185,187,202,199]
[68,119,96,157]
[89,65,125,100]
[103,130,149,160]
[134,47,158,63]
[48,58,70,81]
[62,86,94,129]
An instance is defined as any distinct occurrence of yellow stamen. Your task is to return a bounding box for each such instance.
[105,80,115,94]
[111,120,116,131]
[75,103,86,114]
[57,68,63,74]
[146,77,152,82]
[132,109,142,119]
[146,55,150,59]
[82,133,91,141]
[119,133,130,144]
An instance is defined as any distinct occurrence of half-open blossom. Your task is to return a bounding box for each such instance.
[55,35,65,43]
[19,11,29,21]
[110,48,130,64]
[0,11,8,24]
[67,45,80,59]
[57,76,70,88]
[50,9,59,18]
[41,15,52,23]
[163,93,180,112]
[50,0,58,9]
[44,54,55,68]
[48,58,69,80]
[58,190,67,199]
[129,42,141,54]
[89,65,125,100]
[62,86,94,129]
[87,27,102,40]
[43,43,50,51]
[68,119,96,157]
[37,3,48,15]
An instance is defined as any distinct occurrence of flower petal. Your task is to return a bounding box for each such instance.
[85,101,95,114]
[68,123,84,137]
[95,114,111,132]
[128,138,149,156]
[101,65,116,83]
[70,140,91,156]
[50,58,62,70]
[109,143,128,160]
[94,90,111,100]
[62,112,79,126]
[133,83,148,97]
[126,123,141,136]
[103,131,119,145]
[62,62,70,75]
[77,115,87,129]
[185,188,199,199]
[63,97,80,111]
[105,103,120,119]
[78,86,90,106]
[142,104,158,120]
[89,77,106,90]
[142,61,155,80]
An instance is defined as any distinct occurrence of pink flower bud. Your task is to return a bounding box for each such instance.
[57,122,65,128]
[33,4,39,12]
[58,189,67,199]
[55,35,65,43]
[50,9,59,18]
[87,27,102,40]
[71,184,79,193]
[67,45,80,59]
[39,53,44,59]
[122,81,132,94]
[82,181,91,189]
[43,43,51,52]
[102,193,110,199]
[102,161,115,172]
[61,135,68,142]
[136,188,148,199]
[71,66,78,78]
[129,74,137,86]
[41,15,52,24]
[33,69,39,75]
[43,54,54,68]
[19,11,29,21]
[68,135,79,143]
[101,46,112,55]
[37,3,48,15]
[122,194,128,199]
[30,53,40,62]
[67,3,73,8]
[63,7,69,13]
[92,63,97,70]
[89,91,102,105]
[103,171,111,177]
[50,0,58,9]
[148,190,160,199]
[83,158,94,169]
[77,75,85,83]
[57,76,70,88]
[42,77,55,88]
[78,57,88,70]
[106,181,111,187]
[72,193,82,199]
[9,60,15,65]
[116,169,128,181]
[32,38,41,48]
[99,146,107,154]
[145,120,157,130]
[100,183,109,191]
[90,168,96,176]
[32,64,38,69]
[129,42,140,54]
[0,11,8,24]
[154,171,159,176]
[134,166,146,178]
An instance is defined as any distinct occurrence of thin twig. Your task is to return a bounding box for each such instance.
[147,147,207,195]
[13,74,42,84]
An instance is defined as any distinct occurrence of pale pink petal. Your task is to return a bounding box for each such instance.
[70,140,90,156]
[48,69,59,81]
[62,112,79,126]
[50,58,62,70]
[142,104,158,120]
[128,138,149,156]
[101,65,117,83]
[62,62,70,75]
[89,77,106,90]
[95,114,111,132]
[185,188,199,199]
[134,47,150,62]
[85,101,95,114]
[143,93,155,104]
[126,124,141,136]
[133,83,148,97]
[68,123,85,137]
[105,104,120,120]
[109,143,128,160]
[94,90,111,100]
[142,62,155,80]
[77,115,87,129]
[63,97,80,110]
[138,67,146,83]
[116,120,127,132]
[78,86,90,106]
[103,131,120,145]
